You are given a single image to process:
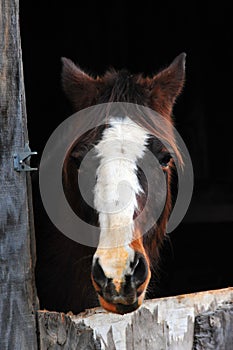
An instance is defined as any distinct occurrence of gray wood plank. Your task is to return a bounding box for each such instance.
[193,303,233,350]
[0,0,38,349]
[38,311,101,350]
[38,288,233,350]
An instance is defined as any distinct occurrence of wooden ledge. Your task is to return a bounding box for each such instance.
[38,287,233,349]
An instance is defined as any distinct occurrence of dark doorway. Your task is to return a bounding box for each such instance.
[19,1,233,309]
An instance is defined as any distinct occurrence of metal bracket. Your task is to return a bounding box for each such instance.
[14,143,38,172]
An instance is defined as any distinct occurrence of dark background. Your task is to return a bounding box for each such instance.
[19,1,233,300]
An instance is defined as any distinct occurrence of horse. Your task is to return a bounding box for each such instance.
[35,53,186,315]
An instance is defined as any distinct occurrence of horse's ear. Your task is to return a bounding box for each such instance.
[61,57,98,111]
[149,53,186,117]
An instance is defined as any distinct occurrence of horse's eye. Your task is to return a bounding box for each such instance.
[158,152,172,168]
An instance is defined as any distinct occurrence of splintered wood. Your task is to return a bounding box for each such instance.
[38,287,233,350]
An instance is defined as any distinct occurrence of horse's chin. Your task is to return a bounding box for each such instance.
[98,293,145,315]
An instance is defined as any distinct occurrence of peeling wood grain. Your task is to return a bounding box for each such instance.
[0,0,38,349]
[71,287,233,350]
[38,288,233,350]
[125,308,194,350]
[37,311,101,350]
[193,302,233,350]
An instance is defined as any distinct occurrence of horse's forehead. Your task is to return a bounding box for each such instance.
[93,117,148,229]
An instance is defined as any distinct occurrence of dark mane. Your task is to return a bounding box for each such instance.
[97,69,149,106]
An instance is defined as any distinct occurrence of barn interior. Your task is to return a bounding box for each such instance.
[19,1,233,309]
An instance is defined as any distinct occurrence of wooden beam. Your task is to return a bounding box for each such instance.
[38,287,233,350]
[0,0,38,349]
[38,312,101,349]
[193,302,233,349]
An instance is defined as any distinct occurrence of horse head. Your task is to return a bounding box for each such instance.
[61,53,186,313]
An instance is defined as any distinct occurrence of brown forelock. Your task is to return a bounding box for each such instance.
[97,69,150,106]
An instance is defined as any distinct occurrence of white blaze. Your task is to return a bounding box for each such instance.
[94,117,148,251]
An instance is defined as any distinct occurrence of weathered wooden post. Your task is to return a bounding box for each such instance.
[0,0,38,349]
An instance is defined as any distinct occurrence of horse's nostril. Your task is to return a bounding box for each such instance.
[133,254,148,287]
[92,253,149,310]
[92,258,107,288]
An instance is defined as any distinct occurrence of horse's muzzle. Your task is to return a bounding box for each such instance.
[91,253,149,314]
